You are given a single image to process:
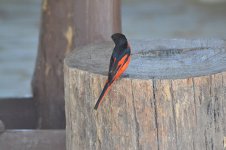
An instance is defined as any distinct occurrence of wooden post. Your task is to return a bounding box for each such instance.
[0,130,65,150]
[0,120,5,133]
[0,98,37,129]
[64,39,226,149]
[32,0,121,128]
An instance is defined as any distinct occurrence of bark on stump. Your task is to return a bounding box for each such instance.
[64,39,226,150]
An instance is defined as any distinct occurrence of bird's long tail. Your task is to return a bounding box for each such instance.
[94,80,112,110]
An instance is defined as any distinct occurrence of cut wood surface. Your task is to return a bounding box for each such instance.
[0,130,65,150]
[64,39,226,150]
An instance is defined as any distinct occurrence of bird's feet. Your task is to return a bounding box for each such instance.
[119,73,130,80]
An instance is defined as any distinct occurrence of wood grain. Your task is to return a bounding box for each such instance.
[0,130,65,150]
[64,39,226,150]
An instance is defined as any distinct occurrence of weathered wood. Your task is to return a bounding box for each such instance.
[0,130,65,150]
[32,0,121,128]
[0,120,5,133]
[0,98,37,129]
[64,39,226,150]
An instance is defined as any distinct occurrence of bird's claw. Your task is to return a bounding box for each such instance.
[120,73,130,79]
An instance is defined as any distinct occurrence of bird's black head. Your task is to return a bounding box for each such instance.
[111,33,128,49]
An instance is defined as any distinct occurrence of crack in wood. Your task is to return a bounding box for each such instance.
[131,80,140,150]
[192,78,198,125]
[224,137,226,149]
[204,130,208,150]
[170,80,178,150]
[97,135,101,150]
[132,47,213,58]
[152,80,160,150]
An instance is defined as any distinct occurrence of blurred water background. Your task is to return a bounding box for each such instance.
[0,0,40,97]
[0,0,226,97]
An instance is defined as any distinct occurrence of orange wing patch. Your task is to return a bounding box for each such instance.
[114,54,130,81]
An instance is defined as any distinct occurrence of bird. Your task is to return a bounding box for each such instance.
[94,33,131,110]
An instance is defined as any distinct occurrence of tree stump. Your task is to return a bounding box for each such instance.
[64,39,226,150]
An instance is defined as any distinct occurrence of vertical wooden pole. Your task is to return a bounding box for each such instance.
[32,0,121,129]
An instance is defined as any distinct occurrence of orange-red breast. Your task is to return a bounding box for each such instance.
[94,33,131,110]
